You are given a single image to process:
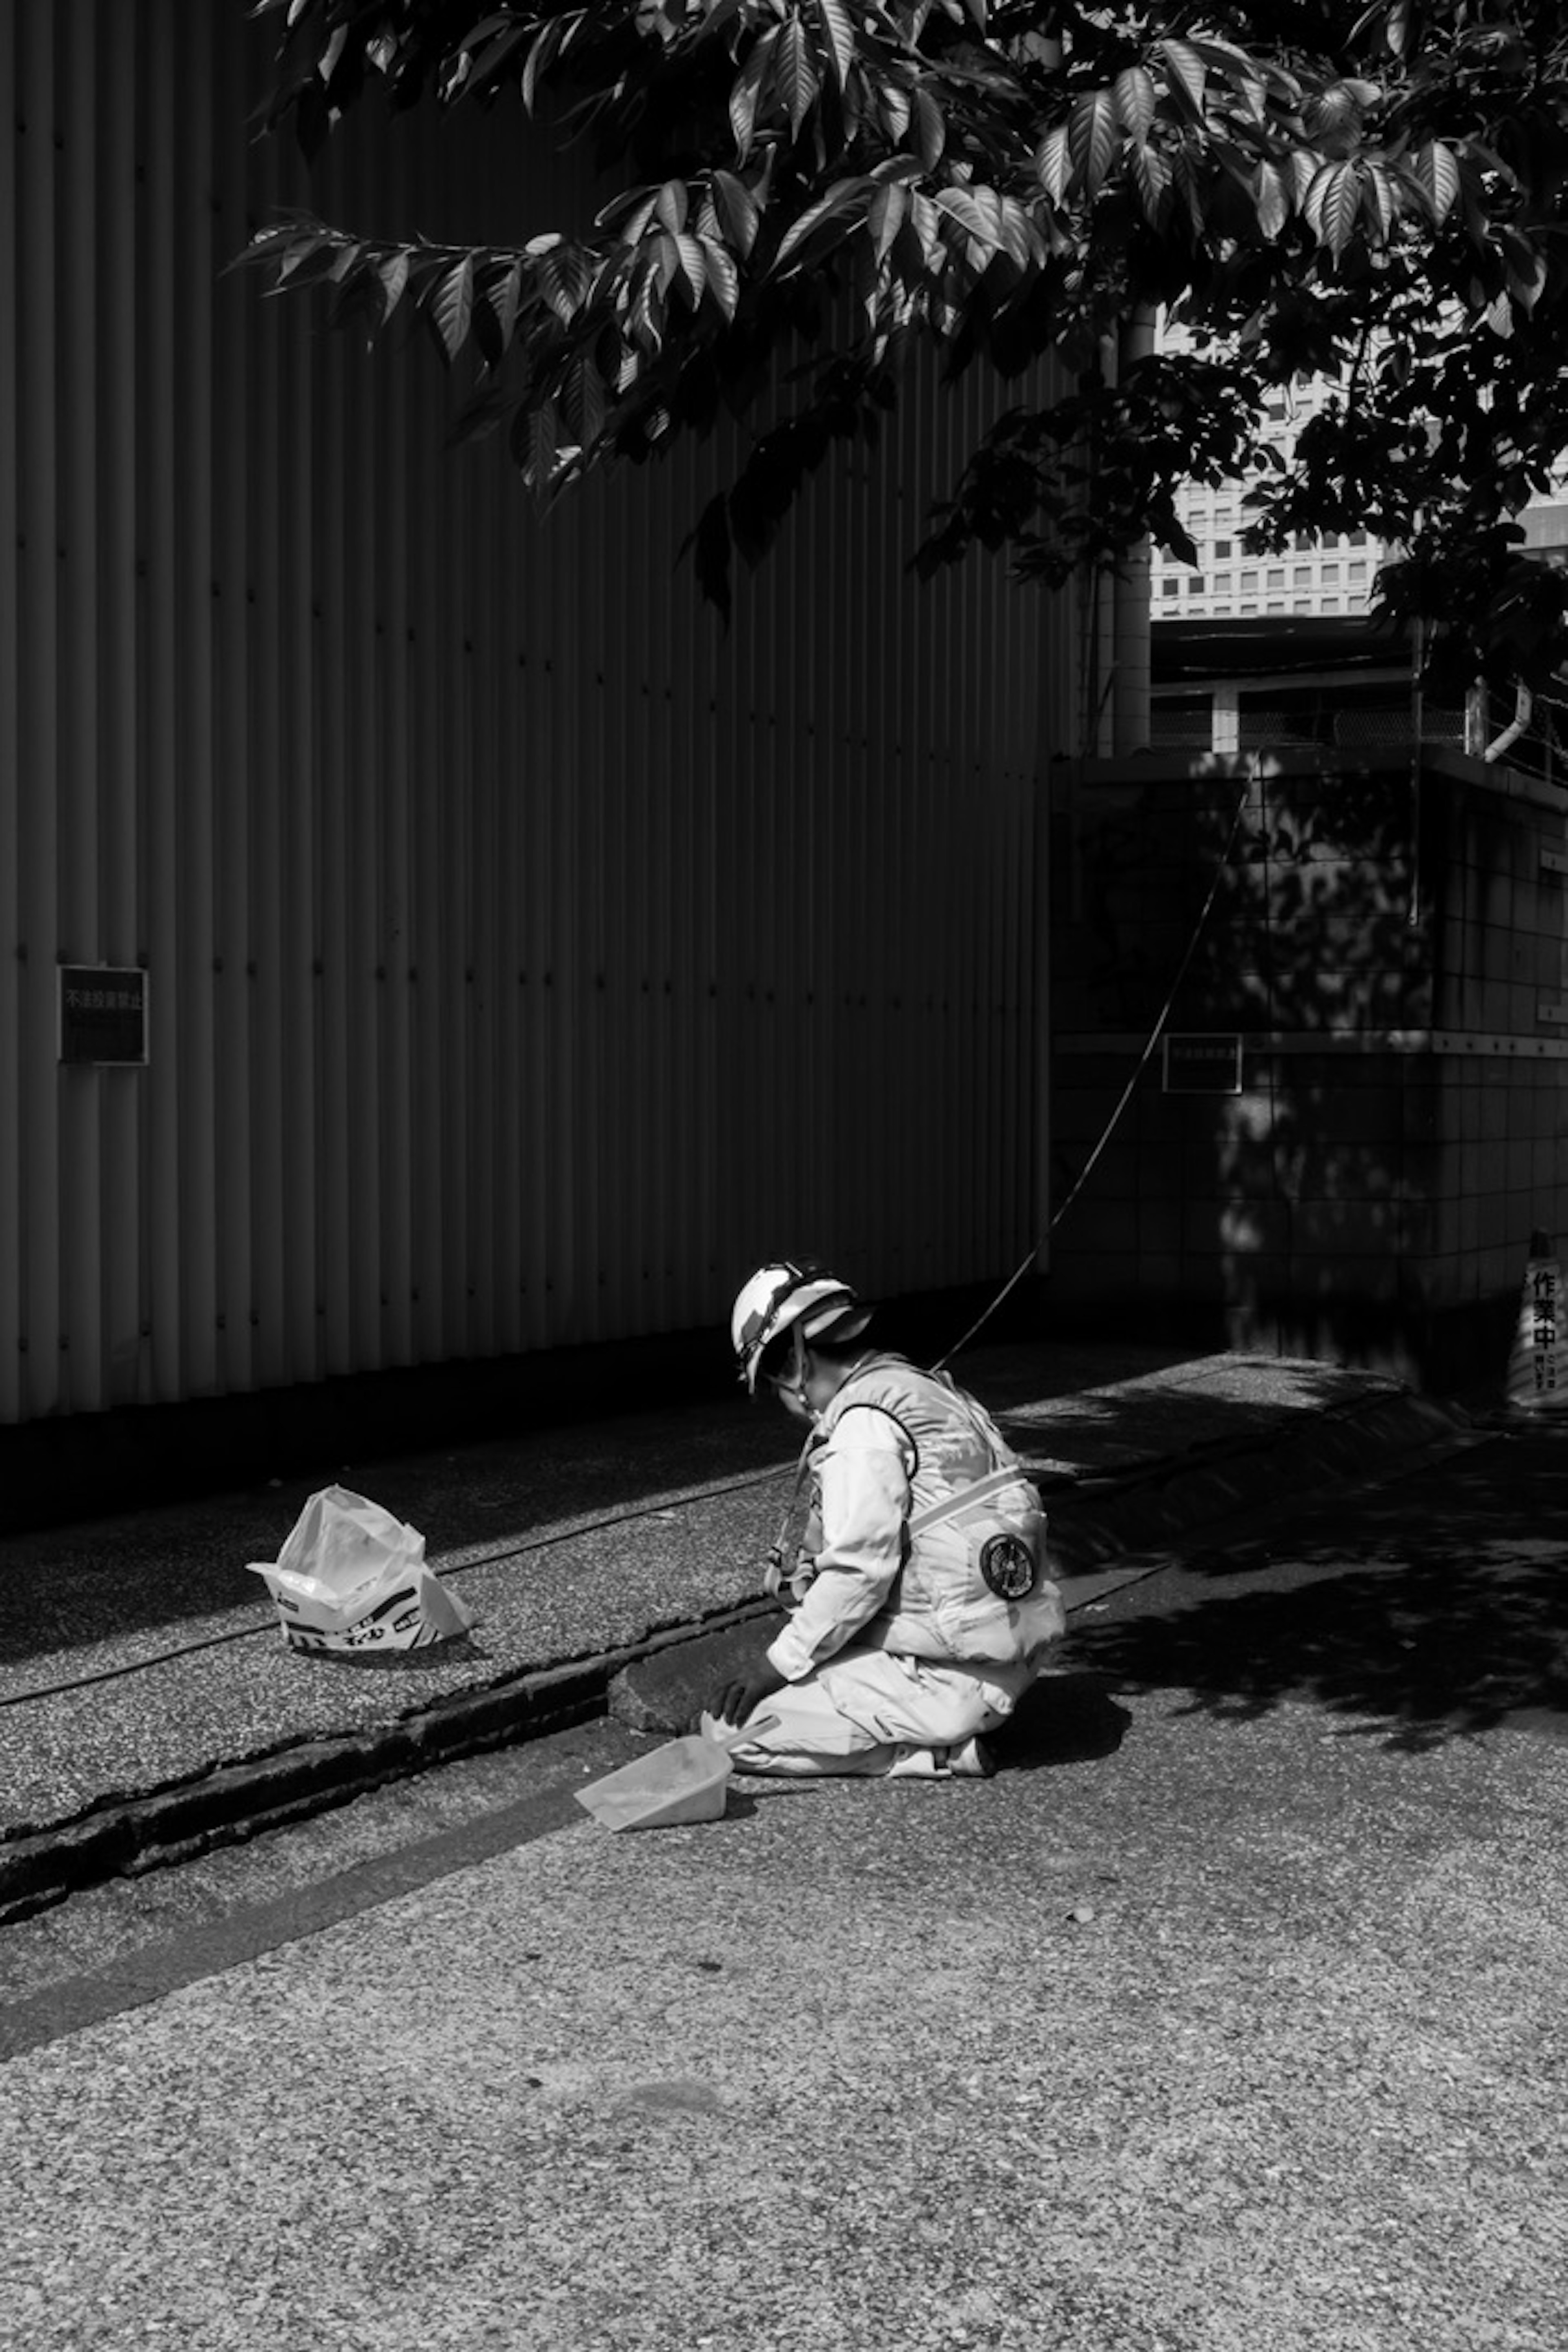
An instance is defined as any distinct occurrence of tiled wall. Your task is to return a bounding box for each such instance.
[1049,748,1568,1388]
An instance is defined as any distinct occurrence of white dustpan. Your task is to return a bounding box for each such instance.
[575,1715,779,1832]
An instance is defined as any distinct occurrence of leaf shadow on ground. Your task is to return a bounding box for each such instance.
[1058,1454,1568,1753]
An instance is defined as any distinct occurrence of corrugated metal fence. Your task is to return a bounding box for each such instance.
[0,0,1073,1424]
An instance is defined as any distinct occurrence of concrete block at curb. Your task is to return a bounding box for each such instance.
[608,1612,790,1736]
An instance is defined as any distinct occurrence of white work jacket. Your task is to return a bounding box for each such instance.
[765,1354,1064,1684]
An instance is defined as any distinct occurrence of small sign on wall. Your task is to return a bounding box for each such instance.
[1163,1032,1243,1094]
[58,966,149,1066]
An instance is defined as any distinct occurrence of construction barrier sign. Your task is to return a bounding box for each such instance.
[1506,1232,1568,1413]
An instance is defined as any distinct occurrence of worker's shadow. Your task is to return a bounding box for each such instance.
[990,1670,1132,1771]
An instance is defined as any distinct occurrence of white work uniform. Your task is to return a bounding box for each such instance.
[728,1355,1064,1778]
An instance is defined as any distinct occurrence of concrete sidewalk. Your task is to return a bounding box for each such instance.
[0,1343,1483,1922]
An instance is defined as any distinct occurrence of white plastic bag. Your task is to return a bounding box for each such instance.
[247,1485,473,1655]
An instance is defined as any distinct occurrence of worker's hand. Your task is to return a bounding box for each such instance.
[709,1657,788,1729]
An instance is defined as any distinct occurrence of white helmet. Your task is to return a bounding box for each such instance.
[730,1258,871,1394]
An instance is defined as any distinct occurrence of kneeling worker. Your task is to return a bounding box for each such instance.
[710,1259,1065,1778]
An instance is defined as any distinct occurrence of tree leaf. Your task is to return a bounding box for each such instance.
[936,185,1007,252]
[1362,158,1397,241]
[912,86,946,171]
[489,257,524,350]
[528,399,558,497]
[879,82,911,145]
[520,18,561,112]
[1410,139,1460,224]
[429,254,475,361]
[869,181,908,261]
[671,231,708,307]
[776,18,819,138]
[1035,121,1071,205]
[1114,67,1156,143]
[711,168,760,258]
[1306,159,1360,256]
[701,236,741,316]
[1158,39,1208,122]
[1499,225,1548,308]
[1129,139,1172,225]
[813,0,855,91]
[994,195,1037,270]
[564,356,606,452]
[729,27,776,160]
[1288,147,1324,209]
[1255,158,1289,240]
[773,178,870,270]
[1069,91,1122,200]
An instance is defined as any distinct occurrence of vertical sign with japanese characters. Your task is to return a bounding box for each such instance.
[58,967,149,1065]
[1506,1232,1568,1413]
[1528,1256,1560,1399]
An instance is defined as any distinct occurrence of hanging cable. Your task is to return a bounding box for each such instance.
[933,764,1256,1372]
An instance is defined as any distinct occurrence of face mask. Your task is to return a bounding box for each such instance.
[768,1327,817,1425]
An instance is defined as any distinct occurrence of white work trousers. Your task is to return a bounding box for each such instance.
[726,1645,1032,1778]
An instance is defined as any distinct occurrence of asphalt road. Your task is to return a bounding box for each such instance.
[2,1421,1565,2352]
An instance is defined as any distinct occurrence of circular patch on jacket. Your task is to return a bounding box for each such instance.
[980,1533,1037,1600]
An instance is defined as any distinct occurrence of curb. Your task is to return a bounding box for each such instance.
[0,1388,1482,1925]
[0,1598,776,1928]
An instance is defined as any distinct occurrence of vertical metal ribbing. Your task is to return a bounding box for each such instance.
[312,292,352,1379]
[96,0,145,1407]
[518,517,552,1356]
[404,279,443,1374]
[437,396,473,1357]
[0,18,19,1421]
[136,1,181,1405]
[242,89,288,1394]
[548,499,574,1350]
[489,477,523,1361]
[274,143,323,1394]
[871,423,908,1294]
[58,4,106,1412]
[16,11,62,1419]
[379,327,417,1372]
[544,509,582,1343]
[708,475,744,1291]
[464,454,500,1363]
[343,328,385,1377]
[674,448,712,1334]
[212,13,257,1401]
[567,486,602,1346]
[174,2,219,1399]
[596,474,635,1334]
[686,458,725,1323]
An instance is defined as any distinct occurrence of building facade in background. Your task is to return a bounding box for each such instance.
[1151,372,1386,624]
[1147,323,1568,777]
